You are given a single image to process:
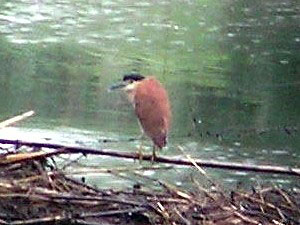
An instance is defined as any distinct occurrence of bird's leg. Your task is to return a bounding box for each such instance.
[151,146,157,163]
[138,137,144,163]
[136,122,146,140]
[137,130,146,163]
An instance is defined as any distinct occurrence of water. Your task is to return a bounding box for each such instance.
[0,0,299,189]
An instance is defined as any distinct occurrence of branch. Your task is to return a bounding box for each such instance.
[0,138,299,177]
[0,111,35,129]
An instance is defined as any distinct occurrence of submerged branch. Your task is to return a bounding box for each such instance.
[0,138,299,177]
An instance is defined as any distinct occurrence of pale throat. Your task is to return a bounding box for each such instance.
[124,82,137,104]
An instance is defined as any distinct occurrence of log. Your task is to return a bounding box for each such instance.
[0,138,299,177]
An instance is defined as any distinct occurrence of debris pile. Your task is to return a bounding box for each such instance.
[0,143,299,224]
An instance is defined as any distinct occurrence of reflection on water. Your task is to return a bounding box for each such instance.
[0,0,299,188]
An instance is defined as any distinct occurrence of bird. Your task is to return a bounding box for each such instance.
[110,73,171,160]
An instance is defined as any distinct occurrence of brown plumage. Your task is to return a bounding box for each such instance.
[110,74,171,157]
[131,77,171,149]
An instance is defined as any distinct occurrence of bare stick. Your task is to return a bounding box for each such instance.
[0,138,299,177]
[10,215,67,225]
[0,111,35,129]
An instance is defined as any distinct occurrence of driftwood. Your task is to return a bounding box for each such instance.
[0,138,299,177]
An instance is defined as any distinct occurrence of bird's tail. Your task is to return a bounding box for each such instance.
[153,135,167,149]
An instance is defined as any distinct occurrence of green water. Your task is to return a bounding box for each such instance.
[0,0,299,188]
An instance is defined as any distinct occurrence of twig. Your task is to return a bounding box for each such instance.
[233,211,261,225]
[132,171,193,201]
[234,191,294,212]
[10,215,67,225]
[0,218,8,225]
[78,207,147,218]
[274,186,297,208]
[0,149,67,165]
[0,111,35,129]
[177,145,206,175]
[174,207,191,225]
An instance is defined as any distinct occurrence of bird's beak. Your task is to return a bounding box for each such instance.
[108,82,127,91]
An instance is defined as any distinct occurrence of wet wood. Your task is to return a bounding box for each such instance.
[0,138,299,177]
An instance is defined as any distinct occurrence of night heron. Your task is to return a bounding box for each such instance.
[110,74,171,159]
